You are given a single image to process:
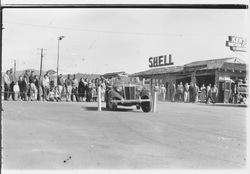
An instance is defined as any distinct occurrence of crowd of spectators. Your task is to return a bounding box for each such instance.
[2,69,107,102]
[3,68,247,105]
[158,82,219,104]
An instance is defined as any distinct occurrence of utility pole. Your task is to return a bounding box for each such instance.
[40,48,43,76]
[14,59,16,78]
[57,36,65,77]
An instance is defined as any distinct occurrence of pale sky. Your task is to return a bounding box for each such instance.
[1,0,249,74]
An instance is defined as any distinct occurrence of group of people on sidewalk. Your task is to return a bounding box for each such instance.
[158,82,218,104]
[2,69,108,102]
[3,68,222,105]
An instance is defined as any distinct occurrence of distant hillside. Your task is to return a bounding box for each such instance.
[62,73,100,81]
[3,69,101,81]
[14,69,47,78]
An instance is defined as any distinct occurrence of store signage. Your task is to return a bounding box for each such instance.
[226,36,247,52]
[148,54,174,68]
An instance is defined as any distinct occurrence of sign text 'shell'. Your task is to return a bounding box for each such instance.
[148,54,174,68]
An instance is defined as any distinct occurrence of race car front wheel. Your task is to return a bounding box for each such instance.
[107,97,117,111]
[141,96,151,113]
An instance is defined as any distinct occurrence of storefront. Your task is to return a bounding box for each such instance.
[131,57,247,103]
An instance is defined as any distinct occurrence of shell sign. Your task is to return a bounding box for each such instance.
[148,54,174,68]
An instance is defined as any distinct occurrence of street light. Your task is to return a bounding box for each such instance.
[57,35,65,77]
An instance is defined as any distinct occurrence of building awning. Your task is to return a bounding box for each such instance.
[131,57,246,78]
[221,62,246,72]
[130,66,184,77]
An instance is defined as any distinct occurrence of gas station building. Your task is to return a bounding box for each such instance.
[131,57,247,103]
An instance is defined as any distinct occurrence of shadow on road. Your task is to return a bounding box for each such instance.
[82,106,134,112]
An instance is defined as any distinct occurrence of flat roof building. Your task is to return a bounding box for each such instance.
[131,57,247,103]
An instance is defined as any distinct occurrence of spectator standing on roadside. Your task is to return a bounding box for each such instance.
[189,82,194,102]
[91,79,97,102]
[199,84,206,102]
[78,78,85,102]
[18,76,24,100]
[206,84,212,104]
[210,84,218,104]
[160,84,166,101]
[170,82,176,102]
[3,70,10,100]
[83,78,88,101]
[23,70,30,101]
[184,83,189,103]
[86,80,92,102]
[193,83,199,103]
[65,74,72,102]
[177,82,184,102]
[13,81,20,101]
[9,68,16,100]
[71,74,78,102]
[29,71,36,101]
[57,74,65,99]
[42,74,50,101]
[35,75,43,101]
[100,79,106,102]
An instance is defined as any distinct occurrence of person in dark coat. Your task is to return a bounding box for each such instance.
[78,78,85,102]
[29,71,36,101]
[189,82,194,102]
[85,80,91,102]
[9,68,16,100]
[3,70,10,100]
[18,76,24,100]
[22,70,30,101]
[35,75,43,101]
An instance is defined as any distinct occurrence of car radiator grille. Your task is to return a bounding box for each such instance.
[124,86,136,100]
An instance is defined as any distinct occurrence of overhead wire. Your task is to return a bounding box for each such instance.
[3,20,232,38]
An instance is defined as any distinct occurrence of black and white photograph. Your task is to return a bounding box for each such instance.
[0,0,249,173]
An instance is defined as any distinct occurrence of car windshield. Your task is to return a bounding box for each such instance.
[111,76,142,86]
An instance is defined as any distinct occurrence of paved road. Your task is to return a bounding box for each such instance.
[1,101,246,169]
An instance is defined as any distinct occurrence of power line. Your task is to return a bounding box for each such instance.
[4,21,164,36]
[3,21,235,38]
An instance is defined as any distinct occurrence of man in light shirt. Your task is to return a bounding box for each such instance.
[65,74,72,102]
[71,74,78,102]
[57,74,65,99]
[42,73,50,101]
[184,83,189,103]
[13,81,20,101]
[160,84,166,101]
[206,84,212,104]
[211,84,218,104]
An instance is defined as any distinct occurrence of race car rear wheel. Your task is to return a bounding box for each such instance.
[106,100,110,110]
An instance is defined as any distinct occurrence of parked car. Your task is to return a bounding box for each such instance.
[105,76,152,112]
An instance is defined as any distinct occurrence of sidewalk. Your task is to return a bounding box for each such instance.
[157,100,247,108]
[197,102,247,108]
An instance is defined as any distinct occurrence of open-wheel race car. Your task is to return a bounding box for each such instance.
[105,76,152,112]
